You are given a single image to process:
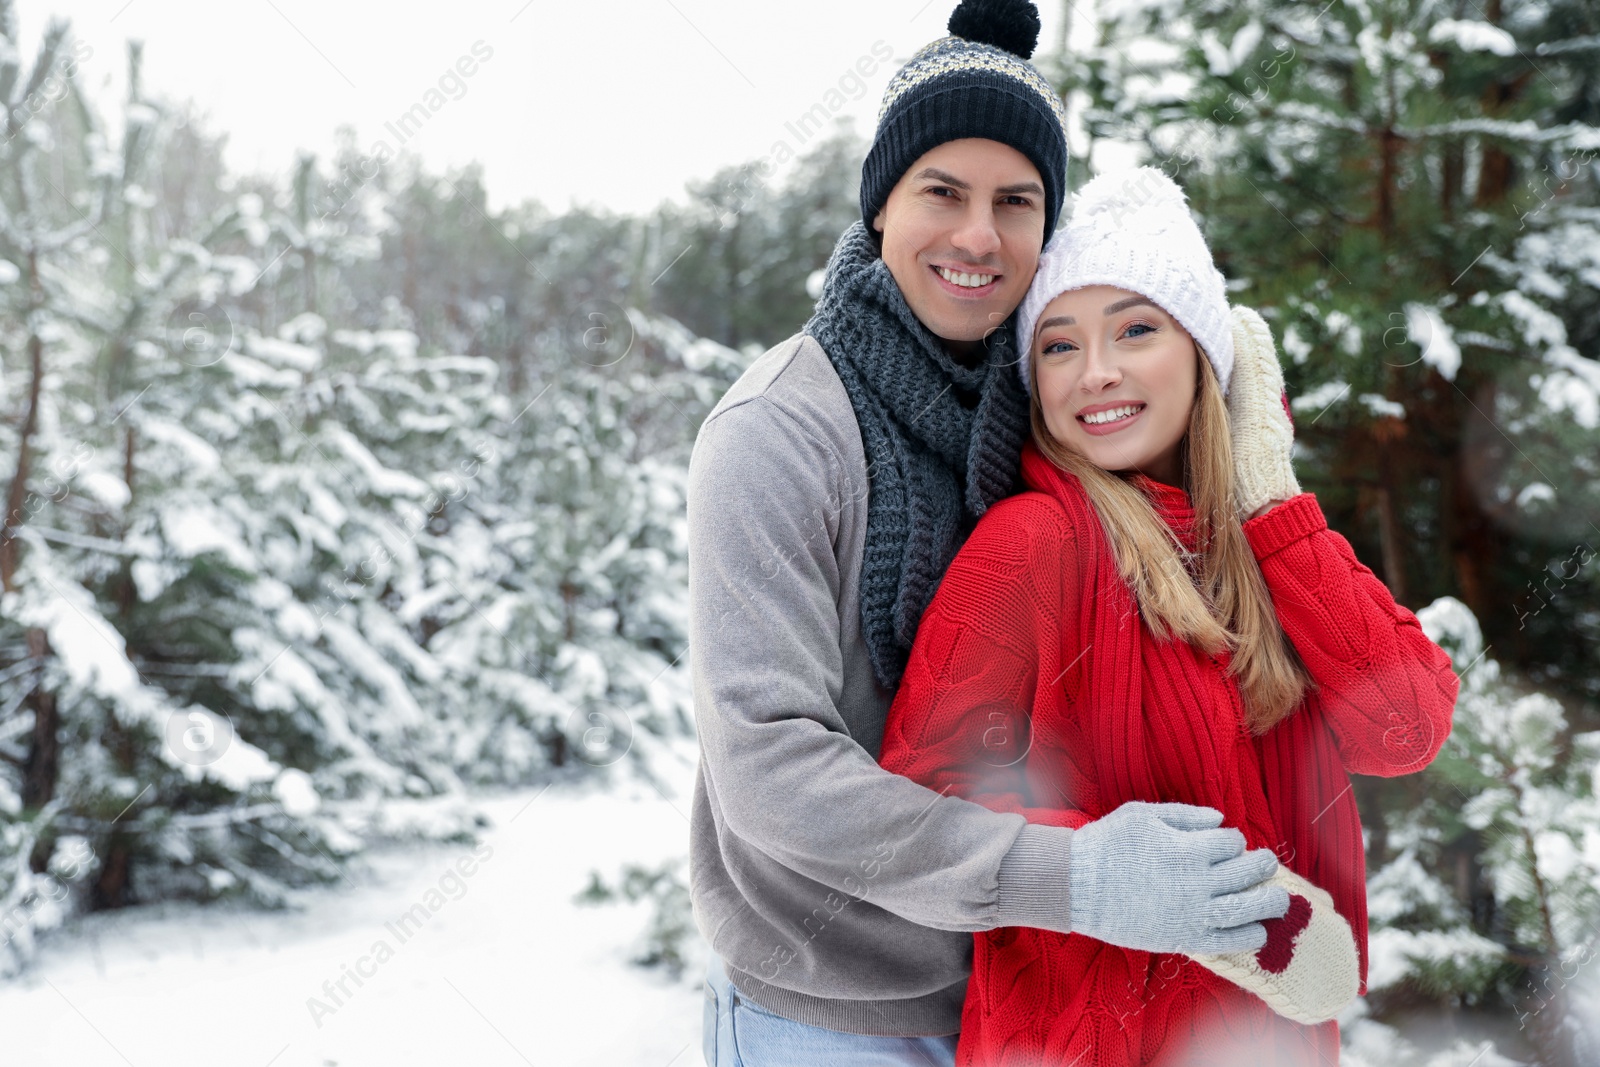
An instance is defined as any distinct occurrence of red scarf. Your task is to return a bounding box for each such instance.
[1018,441,1371,989]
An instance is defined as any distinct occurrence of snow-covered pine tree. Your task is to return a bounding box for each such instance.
[0,15,465,952]
[0,10,740,970]
[418,301,742,783]
[1072,0,1600,696]
[0,11,214,963]
[1344,597,1600,1066]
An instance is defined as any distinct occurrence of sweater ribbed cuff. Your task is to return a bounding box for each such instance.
[1242,492,1326,560]
[994,823,1074,934]
[722,961,966,1037]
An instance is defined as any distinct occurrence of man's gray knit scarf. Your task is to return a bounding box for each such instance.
[804,221,1032,692]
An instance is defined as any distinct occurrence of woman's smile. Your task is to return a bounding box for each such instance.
[1076,401,1147,435]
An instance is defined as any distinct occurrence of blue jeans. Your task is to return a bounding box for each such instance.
[701,952,959,1067]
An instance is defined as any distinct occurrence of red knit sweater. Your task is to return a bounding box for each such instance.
[879,441,1458,1067]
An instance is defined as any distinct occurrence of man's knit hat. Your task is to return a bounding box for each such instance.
[1016,166,1235,396]
[861,0,1070,241]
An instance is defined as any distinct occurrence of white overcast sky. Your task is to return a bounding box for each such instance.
[16,0,1093,216]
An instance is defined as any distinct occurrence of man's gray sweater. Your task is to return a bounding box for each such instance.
[687,333,1078,1037]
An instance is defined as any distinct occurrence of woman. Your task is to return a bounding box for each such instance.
[877,168,1459,1066]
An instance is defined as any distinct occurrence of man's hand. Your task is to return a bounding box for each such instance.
[1067,800,1288,955]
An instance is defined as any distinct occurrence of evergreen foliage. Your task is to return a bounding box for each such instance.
[0,3,863,973]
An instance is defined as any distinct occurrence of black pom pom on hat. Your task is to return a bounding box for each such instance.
[947,0,1041,59]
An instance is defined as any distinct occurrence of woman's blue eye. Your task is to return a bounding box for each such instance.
[1041,340,1076,356]
[1124,323,1156,338]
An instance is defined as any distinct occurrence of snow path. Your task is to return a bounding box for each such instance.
[0,748,707,1067]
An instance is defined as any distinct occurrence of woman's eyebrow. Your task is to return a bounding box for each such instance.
[1038,314,1075,330]
[1103,296,1157,315]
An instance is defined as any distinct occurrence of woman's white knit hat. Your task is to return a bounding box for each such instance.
[1015,166,1234,397]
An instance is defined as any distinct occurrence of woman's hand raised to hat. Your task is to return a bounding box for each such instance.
[1226,306,1301,520]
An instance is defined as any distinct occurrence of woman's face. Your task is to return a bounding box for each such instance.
[1032,284,1199,485]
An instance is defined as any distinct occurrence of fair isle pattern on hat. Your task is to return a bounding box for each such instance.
[876,37,1067,130]
[1016,166,1235,396]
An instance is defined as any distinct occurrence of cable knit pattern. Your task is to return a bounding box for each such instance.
[805,220,1033,690]
[878,440,1459,1066]
[1244,494,1458,776]
[1229,305,1302,516]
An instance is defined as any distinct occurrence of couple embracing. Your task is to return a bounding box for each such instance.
[686,2,1459,1064]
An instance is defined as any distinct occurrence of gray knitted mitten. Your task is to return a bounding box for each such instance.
[1067,801,1289,954]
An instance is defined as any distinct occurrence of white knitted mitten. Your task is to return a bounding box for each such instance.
[1227,306,1301,517]
[1189,864,1360,1024]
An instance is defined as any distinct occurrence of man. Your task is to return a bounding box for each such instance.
[688,2,1288,1063]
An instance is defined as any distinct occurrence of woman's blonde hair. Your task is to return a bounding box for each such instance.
[1028,342,1310,734]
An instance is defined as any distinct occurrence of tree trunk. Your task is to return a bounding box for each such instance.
[1472,31,1532,211]
[1475,143,1516,208]
[1450,406,1503,629]
[20,628,58,816]
[403,228,419,317]
[92,840,133,909]
[1441,141,1462,221]
[1376,126,1400,238]
[561,578,578,642]
[1,250,45,593]
[544,726,568,768]
[302,245,318,317]
[116,426,138,617]
[1374,485,1409,605]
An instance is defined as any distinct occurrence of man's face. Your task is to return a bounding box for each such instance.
[872,138,1047,355]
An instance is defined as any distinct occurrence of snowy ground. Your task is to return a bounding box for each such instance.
[0,740,708,1067]
[5,728,1599,1067]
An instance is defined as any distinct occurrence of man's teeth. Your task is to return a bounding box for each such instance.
[1080,404,1143,425]
[937,266,995,288]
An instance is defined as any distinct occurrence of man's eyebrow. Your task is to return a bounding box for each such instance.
[913,167,970,190]
[997,181,1045,197]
